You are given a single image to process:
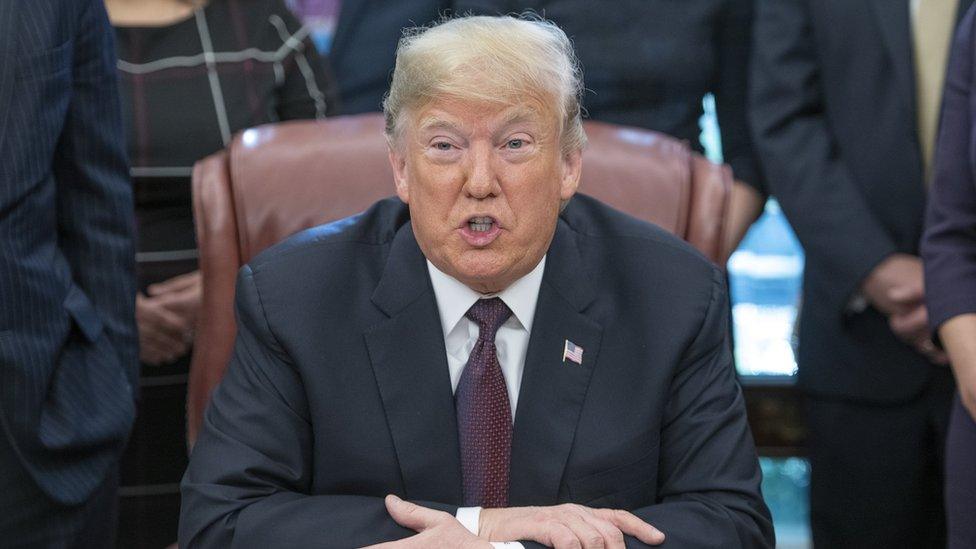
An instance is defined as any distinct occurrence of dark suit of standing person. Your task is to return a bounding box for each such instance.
[750,1,971,547]
[180,15,773,548]
[921,5,976,547]
[329,0,449,114]
[457,0,767,257]
[0,0,137,547]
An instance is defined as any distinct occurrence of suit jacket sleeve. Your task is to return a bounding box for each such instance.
[922,5,976,332]
[713,0,765,193]
[750,0,897,313]
[180,265,457,548]
[615,268,773,548]
[54,0,138,386]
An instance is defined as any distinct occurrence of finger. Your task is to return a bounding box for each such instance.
[559,511,606,549]
[928,350,949,365]
[141,316,188,351]
[140,322,189,360]
[144,299,192,336]
[359,538,416,549]
[547,523,582,549]
[154,287,202,320]
[916,339,949,365]
[594,509,665,546]
[137,312,187,354]
[574,510,625,549]
[383,495,447,533]
[147,271,200,296]
[887,282,924,306]
[889,306,928,340]
[138,336,168,366]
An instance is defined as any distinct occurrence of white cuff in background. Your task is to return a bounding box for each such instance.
[455,506,525,548]
[847,292,869,314]
[456,506,482,535]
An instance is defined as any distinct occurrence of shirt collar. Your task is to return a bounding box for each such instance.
[427,256,546,341]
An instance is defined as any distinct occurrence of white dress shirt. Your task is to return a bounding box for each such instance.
[427,257,546,548]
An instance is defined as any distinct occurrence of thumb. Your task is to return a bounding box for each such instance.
[888,283,923,305]
[384,494,441,532]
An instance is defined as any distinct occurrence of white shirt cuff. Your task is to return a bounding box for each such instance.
[455,507,524,548]
[456,506,482,535]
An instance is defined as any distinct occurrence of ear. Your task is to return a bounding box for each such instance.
[559,148,582,200]
[388,147,410,203]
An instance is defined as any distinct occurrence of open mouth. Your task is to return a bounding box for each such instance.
[467,216,496,232]
[459,215,502,246]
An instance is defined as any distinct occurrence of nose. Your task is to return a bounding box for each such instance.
[462,143,500,199]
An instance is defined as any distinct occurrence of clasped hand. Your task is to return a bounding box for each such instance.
[862,254,947,364]
[363,494,664,549]
[136,271,202,365]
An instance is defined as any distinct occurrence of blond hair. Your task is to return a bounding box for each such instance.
[383,15,586,154]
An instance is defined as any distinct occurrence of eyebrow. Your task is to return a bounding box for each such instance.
[417,116,460,133]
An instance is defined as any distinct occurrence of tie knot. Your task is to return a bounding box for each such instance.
[466,298,512,341]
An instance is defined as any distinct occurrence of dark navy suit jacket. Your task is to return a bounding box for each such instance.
[181,196,773,548]
[750,0,972,402]
[0,0,137,506]
[923,5,976,333]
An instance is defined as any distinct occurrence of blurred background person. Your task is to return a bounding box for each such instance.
[314,1,449,115]
[750,1,971,547]
[457,0,766,257]
[922,4,976,548]
[0,0,137,546]
[103,0,338,545]
[291,0,765,256]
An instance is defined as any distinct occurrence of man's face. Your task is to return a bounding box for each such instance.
[389,94,582,294]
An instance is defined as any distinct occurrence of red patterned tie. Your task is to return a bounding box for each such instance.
[456,298,513,507]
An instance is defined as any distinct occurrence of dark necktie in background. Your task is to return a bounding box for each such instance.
[456,297,513,508]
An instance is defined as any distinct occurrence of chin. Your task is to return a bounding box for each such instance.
[452,259,511,293]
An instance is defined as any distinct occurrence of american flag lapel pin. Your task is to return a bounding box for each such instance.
[563,339,583,365]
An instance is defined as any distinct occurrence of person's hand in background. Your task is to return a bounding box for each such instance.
[862,254,946,363]
[137,270,201,365]
[939,314,976,420]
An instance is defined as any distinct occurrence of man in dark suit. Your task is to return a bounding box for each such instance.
[181,15,773,548]
[0,0,138,546]
[750,1,972,547]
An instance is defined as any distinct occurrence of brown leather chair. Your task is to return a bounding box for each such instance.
[187,113,731,445]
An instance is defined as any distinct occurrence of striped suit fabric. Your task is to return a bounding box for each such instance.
[0,0,137,545]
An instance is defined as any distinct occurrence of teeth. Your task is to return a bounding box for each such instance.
[468,216,494,232]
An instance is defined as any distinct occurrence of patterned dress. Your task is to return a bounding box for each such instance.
[113,1,337,545]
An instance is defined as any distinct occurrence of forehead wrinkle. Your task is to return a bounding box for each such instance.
[413,100,555,143]
[417,115,460,133]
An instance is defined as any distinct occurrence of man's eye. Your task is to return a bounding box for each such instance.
[506,139,524,149]
[433,142,453,151]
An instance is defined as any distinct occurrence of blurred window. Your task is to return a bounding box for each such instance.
[703,94,811,547]
[700,94,803,377]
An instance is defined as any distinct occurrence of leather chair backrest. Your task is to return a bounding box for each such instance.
[188,113,730,445]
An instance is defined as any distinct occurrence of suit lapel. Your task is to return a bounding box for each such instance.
[869,0,918,126]
[365,222,462,504]
[509,220,603,506]
[0,2,21,155]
